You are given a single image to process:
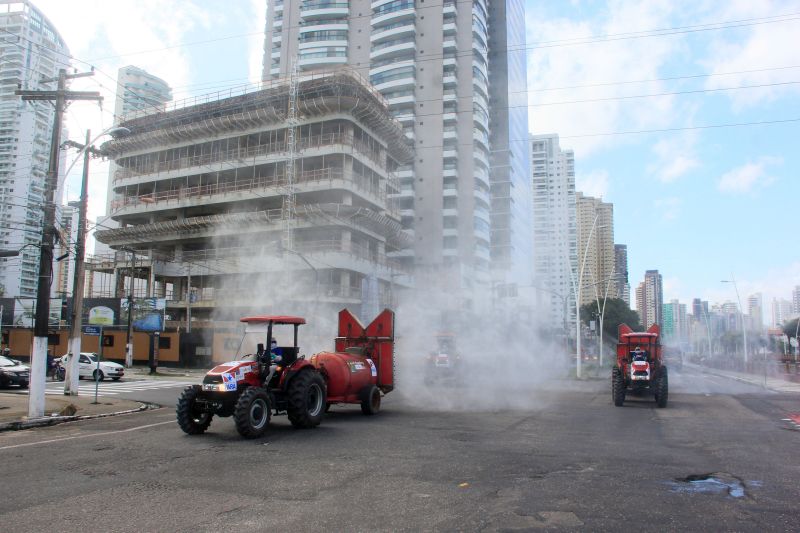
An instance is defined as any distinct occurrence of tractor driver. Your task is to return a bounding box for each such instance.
[631,346,647,361]
[270,338,283,363]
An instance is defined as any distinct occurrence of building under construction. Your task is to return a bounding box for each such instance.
[90,70,413,355]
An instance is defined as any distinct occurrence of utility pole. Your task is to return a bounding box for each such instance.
[125,248,135,368]
[64,130,96,395]
[15,69,102,417]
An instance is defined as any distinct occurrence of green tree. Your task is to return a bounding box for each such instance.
[580,298,643,339]
[783,318,800,353]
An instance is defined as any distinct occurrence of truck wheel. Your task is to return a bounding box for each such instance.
[611,367,625,407]
[234,387,270,438]
[176,386,213,435]
[655,366,669,408]
[287,371,326,429]
[360,385,381,415]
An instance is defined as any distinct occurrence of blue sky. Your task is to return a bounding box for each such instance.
[525,0,800,318]
[37,0,799,321]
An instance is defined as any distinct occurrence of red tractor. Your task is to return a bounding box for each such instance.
[424,332,461,385]
[611,323,668,408]
[177,309,395,438]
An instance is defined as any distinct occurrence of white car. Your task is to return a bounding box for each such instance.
[61,352,125,381]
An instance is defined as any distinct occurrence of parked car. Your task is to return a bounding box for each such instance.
[59,352,124,381]
[0,355,30,388]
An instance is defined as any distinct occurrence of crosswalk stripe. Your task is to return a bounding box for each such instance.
[43,379,190,397]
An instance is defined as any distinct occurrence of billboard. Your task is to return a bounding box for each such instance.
[12,298,62,327]
[121,297,166,332]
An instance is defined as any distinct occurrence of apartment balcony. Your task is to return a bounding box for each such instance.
[443,167,458,179]
[299,38,348,50]
[443,148,458,160]
[473,186,491,206]
[442,0,456,16]
[370,58,414,76]
[111,167,393,217]
[370,20,415,44]
[300,1,349,21]
[373,74,415,93]
[177,240,409,279]
[299,21,348,34]
[114,132,386,185]
[442,73,457,87]
[473,130,489,151]
[298,49,348,68]
[443,39,457,53]
[473,77,489,99]
[442,112,457,124]
[442,21,457,37]
[370,39,415,61]
[371,1,415,27]
[473,148,489,169]
[385,93,415,107]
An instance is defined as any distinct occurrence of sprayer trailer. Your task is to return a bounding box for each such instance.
[177,309,395,438]
[611,323,668,408]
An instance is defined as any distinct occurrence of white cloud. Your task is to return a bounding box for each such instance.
[700,1,800,109]
[526,1,690,155]
[248,0,268,84]
[33,1,224,251]
[648,130,700,182]
[653,196,681,220]
[717,157,781,193]
[576,169,609,198]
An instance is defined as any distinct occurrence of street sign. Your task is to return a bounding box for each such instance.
[83,325,101,336]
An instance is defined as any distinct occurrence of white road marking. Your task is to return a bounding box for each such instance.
[43,380,189,397]
[0,420,175,451]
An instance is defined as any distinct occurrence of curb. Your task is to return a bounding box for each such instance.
[0,402,161,433]
[693,365,800,393]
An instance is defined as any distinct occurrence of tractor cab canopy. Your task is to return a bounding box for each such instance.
[239,316,306,360]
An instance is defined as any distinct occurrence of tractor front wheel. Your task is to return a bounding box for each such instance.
[655,366,669,408]
[360,385,381,415]
[287,371,326,429]
[177,386,213,435]
[612,367,625,407]
[234,387,270,438]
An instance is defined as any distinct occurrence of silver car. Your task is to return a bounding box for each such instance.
[0,355,30,388]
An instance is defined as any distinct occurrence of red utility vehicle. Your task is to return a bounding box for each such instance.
[424,332,461,385]
[177,309,395,438]
[611,323,668,408]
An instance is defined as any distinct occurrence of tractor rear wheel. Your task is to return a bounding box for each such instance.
[234,387,270,438]
[287,371,326,429]
[177,386,213,435]
[611,367,625,407]
[360,385,381,415]
[655,366,669,408]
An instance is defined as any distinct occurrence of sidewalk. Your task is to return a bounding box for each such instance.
[691,363,800,393]
[0,389,149,431]
[0,365,206,431]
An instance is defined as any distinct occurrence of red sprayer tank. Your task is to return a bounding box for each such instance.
[310,309,395,404]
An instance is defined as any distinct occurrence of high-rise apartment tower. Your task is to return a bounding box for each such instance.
[0,0,70,298]
[530,134,575,332]
[262,0,532,296]
[575,192,615,306]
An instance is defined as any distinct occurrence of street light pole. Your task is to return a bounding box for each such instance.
[574,214,599,379]
[592,269,617,367]
[120,247,136,368]
[64,130,92,395]
[721,276,748,365]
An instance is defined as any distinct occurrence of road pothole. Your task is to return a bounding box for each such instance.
[670,472,751,498]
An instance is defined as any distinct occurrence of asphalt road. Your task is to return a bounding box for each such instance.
[0,368,797,532]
